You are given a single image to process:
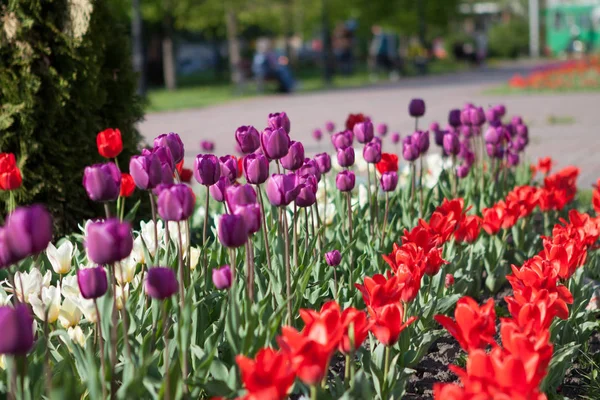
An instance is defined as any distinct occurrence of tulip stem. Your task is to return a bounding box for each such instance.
[313,203,323,251]
[94,299,107,400]
[176,223,189,386]
[366,163,373,234]
[149,192,159,264]
[108,264,118,399]
[344,353,350,388]
[282,209,293,325]
[383,345,391,390]
[372,166,379,230]
[9,357,17,400]
[162,301,171,400]
[293,205,299,271]
[451,155,457,197]
[256,187,272,270]
[104,203,111,219]
[310,385,318,400]
[117,263,133,364]
[419,156,424,217]
[382,193,390,245]
[245,241,255,302]
[323,175,328,240]
[346,192,354,287]
[120,197,126,222]
[43,306,52,397]
[410,162,416,213]
[228,248,238,316]
[333,267,338,300]
[203,189,210,287]
[304,208,309,254]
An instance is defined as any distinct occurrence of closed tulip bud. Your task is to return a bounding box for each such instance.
[461,125,472,138]
[5,205,53,261]
[218,214,248,248]
[235,125,261,154]
[463,149,476,167]
[234,204,261,234]
[391,132,401,144]
[313,129,323,141]
[507,151,520,166]
[336,170,355,192]
[456,164,470,178]
[402,142,420,162]
[331,132,352,150]
[295,175,317,208]
[494,104,506,117]
[158,184,195,221]
[510,136,527,152]
[0,228,16,269]
[443,132,460,155]
[120,173,135,197]
[77,267,108,299]
[515,124,528,137]
[261,127,290,160]
[201,140,215,152]
[377,123,388,136]
[218,155,237,183]
[209,176,230,202]
[130,153,163,190]
[83,163,121,202]
[470,107,486,126]
[298,158,321,182]
[325,250,341,266]
[363,142,382,164]
[484,127,501,145]
[434,128,445,147]
[86,219,133,265]
[145,267,178,300]
[243,154,269,184]
[448,109,462,128]
[408,98,425,117]
[144,146,175,174]
[96,128,123,159]
[412,130,430,153]
[226,184,257,213]
[445,274,455,288]
[0,153,22,191]
[0,304,34,355]
[460,107,472,126]
[281,141,305,171]
[337,147,355,167]
[485,107,498,124]
[212,265,232,290]
[353,121,374,144]
[325,121,335,132]
[314,152,332,174]
[267,112,291,133]
[266,174,299,206]
[194,154,221,186]
[154,133,184,164]
[511,116,523,126]
[380,171,398,192]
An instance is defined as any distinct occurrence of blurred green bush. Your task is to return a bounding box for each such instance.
[488,18,530,59]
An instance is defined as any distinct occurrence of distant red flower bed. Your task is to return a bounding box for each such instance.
[508,57,600,91]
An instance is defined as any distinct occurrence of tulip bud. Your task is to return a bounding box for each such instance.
[261,127,290,160]
[5,205,53,261]
[243,154,269,185]
[281,141,305,171]
[363,142,382,164]
[337,147,355,168]
[266,174,299,206]
[408,98,425,117]
[331,132,352,150]
[443,132,460,155]
[235,125,261,154]
[77,267,108,299]
[510,136,526,153]
[515,124,528,137]
[325,121,335,132]
[353,121,374,144]
[391,132,401,144]
[267,112,291,133]
[218,214,248,248]
[0,304,34,355]
[402,142,420,162]
[336,170,355,192]
[314,153,332,174]
[0,228,16,269]
[295,174,317,208]
[460,107,472,126]
[313,129,323,141]
[209,176,231,202]
[325,250,341,266]
[86,219,133,265]
[484,127,500,145]
[212,265,232,290]
[377,123,388,136]
[130,153,163,190]
[380,171,398,192]
[470,107,486,126]
[412,130,430,154]
[96,128,123,159]
[83,163,121,202]
[511,116,523,126]
[445,274,455,289]
[234,204,261,234]
[194,154,221,186]
[494,104,506,117]
[154,133,184,164]
[226,184,257,213]
[158,184,195,221]
[297,159,321,182]
[218,155,238,183]
[507,151,519,167]
[201,140,215,152]
[120,173,135,197]
[448,109,461,128]
[456,164,470,178]
[145,267,178,300]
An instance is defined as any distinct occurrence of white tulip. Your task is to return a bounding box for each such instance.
[79,299,98,323]
[58,298,82,328]
[168,221,188,250]
[30,285,61,323]
[187,246,201,271]
[116,257,137,285]
[115,284,129,311]
[318,202,336,226]
[355,153,369,173]
[46,240,74,275]
[14,269,52,303]
[0,355,5,370]
[132,236,145,264]
[60,275,81,301]
[67,326,87,348]
[140,220,164,256]
[358,184,369,209]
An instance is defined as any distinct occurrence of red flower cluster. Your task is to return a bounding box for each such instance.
[508,58,600,91]
[593,179,600,214]
[531,156,553,177]
[538,166,579,211]
[345,113,366,131]
[0,153,23,191]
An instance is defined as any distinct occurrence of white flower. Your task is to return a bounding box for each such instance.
[59,298,82,328]
[168,221,188,250]
[354,153,369,173]
[132,236,146,264]
[14,269,52,303]
[187,247,201,271]
[30,285,61,323]
[60,275,81,301]
[115,284,129,311]
[358,184,368,208]
[0,355,5,370]
[79,299,98,323]
[140,220,164,257]
[67,326,87,348]
[318,202,336,226]
[46,241,74,275]
[424,154,453,189]
[116,256,137,285]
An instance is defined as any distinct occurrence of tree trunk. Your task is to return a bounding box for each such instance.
[225,8,243,87]
[162,0,177,91]
[131,0,146,95]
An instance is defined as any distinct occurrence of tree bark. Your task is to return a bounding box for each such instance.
[132,0,146,95]
[225,7,243,87]
[162,0,177,91]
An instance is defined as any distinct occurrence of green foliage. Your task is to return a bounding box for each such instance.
[0,0,144,234]
[488,18,529,59]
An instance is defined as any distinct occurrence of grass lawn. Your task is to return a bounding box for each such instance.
[146,60,465,113]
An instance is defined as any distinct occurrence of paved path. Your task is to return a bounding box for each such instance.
[139,64,600,188]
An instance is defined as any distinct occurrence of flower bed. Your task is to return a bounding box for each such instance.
[507,57,600,92]
[0,102,598,400]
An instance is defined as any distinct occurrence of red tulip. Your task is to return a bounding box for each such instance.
[454,215,481,243]
[180,168,193,183]
[345,113,366,131]
[236,348,295,400]
[375,153,399,174]
[96,128,123,159]
[120,173,135,197]
[0,153,22,191]
[355,273,403,310]
[369,303,417,346]
[339,307,371,354]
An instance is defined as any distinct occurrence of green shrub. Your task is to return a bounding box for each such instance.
[488,18,529,59]
[0,0,144,235]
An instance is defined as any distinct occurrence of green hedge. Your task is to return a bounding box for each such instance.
[0,0,144,235]
[488,18,529,59]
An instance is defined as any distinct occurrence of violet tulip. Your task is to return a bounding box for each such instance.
[494,104,506,117]
[83,163,121,202]
[5,205,53,261]
[443,132,460,155]
[212,265,232,290]
[281,141,305,171]
[225,184,257,213]
[266,174,299,206]
[0,228,16,269]
[77,267,108,299]
[363,142,382,164]
[409,98,425,117]
[331,132,352,150]
[325,121,335,133]
[313,129,323,141]
[515,124,528,137]
[234,204,261,234]
[154,133,184,164]
[0,304,34,355]
[484,127,501,145]
[456,164,470,178]
[377,123,388,136]
[325,250,341,266]
[268,112,291,133]
[336,170,355,192]
[220,155,239,183]
[235,126,261,154]
[243,153,269,184]
[145,267,178,300]
[380,171,399,192]
[402,142,420,162]
[158,184,195,221]
[412,130,430,154]
[297,159,321,182]
[130,153,163,190]
[194,154,221,186]
[218,214,248,248]
[201,140,215,152]
[391,132,401,144]
[507,151,520,166]
[353,121,374,144]
[337,147,355,168]
[314,153,332,174]
[295,174,318,208]
[209,176,230,202]
[86,219,133,265]
[470,107,486,126]
[261,127,290,160]
[448,109,461,128]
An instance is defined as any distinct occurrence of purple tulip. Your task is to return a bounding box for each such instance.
[5,205,53,261]
[463,149,476,167]
[218,214,248,248]
[209,177,230,202]
[336,170,355,192]
[325,250,341,267]
[158,184,195,221]
[201,140,215,152]
[363,142,382,164]
[456,164,470,179]
[144,146,174,174]
[511,116,523,126]
[212,265,232,290]
[515,124,528,137]
[0,228,16,269]
[194,154,221,186]
[154,133,184,164]
[281,141,305,171]
[77,267,108,299]
[448,109,462,128]
[470,107,486,126]
[494,104,506,117]
[130,153,163,190]
[83,163,121,202]
[353,121,374,144]
[460,125,473,138]
[235,126,261,154]
[234,204,261,234]
[409,98,425,118]
[510,136,527,153]
[460,107,472,126]
[380,171,399,192]
[0,304,34,355]
[268,112,291,133]
[325,121,335,133]
[377,123,388,136]
[331,131,352,150]
[337,147,355,168]
[486,143,505,159]
[402,142,420,162]
[219,155,238,183]
[145,267,178,300]
[297,159,321,182]
[266,174,299,206]
[225,184,257,213]
[261,127,290,160]
[412,130,430,154]
[313,129,323,141]
[507,151,520,166]
[314,153,332,174]
[484,127,501,145]
[443,132,460,155]
[295,174,318,208]
[485,107,498,123]
[243,153,269,185]
[86,219,133,265]
[391,132,401,144]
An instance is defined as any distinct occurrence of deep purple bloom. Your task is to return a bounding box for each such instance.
[194,154,221,186]
[243,153,269,185]
[210,177,230,202]
[268,112,291,133]
[158,184,195,221]
[409,98,426,118]
[212,265,233,290]
[460,107,472,126]
[130,153,163,190]
[234,204,261,234]
[145,267,178,300]
[143,146,174,174]
[363,142,382,164]
[448,109,462,128]
[511,116,523,126]
[219,155,238,183]
[460,125,473,138]
[510,136,527,153]
[336,170,355,192]
[412,130,430,153]
[443,132,460,155]
[515,124,528,137]
[78,267,108,299]
[218,214,248,248]
[380,171,399,192]
[337,147,355,168]
[0,304,34,355]
[154,133,184,164]
[463,149,476,167]
[0,228,16,269]
[494,104,506,117]
[295,174,317,208]
[391,132,401,144]
[201,140,215,152]
[325,250,341,267]
[281,141,305,171]
[470,107,486,126]
[266,174,299,206]
[261,127,290,160]
[297,158,321,182]
[86,219,133,265]
[456,164,470,179]
[313,129,323,141]
[485,107,498,124]
[484,127,501,144]
[402,142,420,162]
[314,153,332,174]
[325,121,335,133]
[225,184,257,213]
[377,123,388,136]
[83,163,121,202]
[5,205,53,261]
[353,121,374,144]
[235,126,261,154]
[331,132,352,150]
[507,151,520,166]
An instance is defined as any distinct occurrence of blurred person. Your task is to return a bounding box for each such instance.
[252,38,295,93]
[369,26,396,81]
[334,22,355,75]
[475,31,487,66]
